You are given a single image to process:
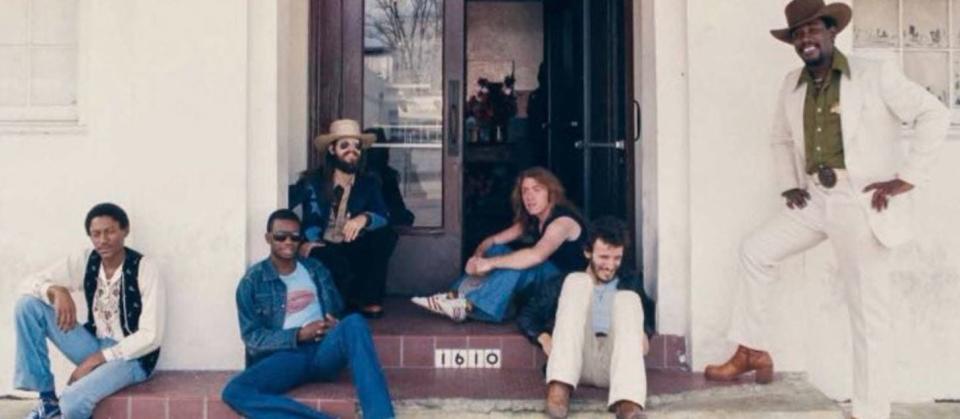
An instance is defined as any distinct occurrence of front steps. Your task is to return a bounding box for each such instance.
[91,299,844,418]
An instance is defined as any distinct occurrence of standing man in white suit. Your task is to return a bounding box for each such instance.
[704,1,949,419]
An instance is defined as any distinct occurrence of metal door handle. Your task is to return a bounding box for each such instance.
[633,100,641,142]
[447,80,462,157]
[574,140,625,150]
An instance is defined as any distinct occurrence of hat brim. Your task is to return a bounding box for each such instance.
[771,3,852,43]
[313,132,376,152]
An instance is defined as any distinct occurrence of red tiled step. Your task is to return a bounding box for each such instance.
[370,298,686,370]
[93,369,740,419]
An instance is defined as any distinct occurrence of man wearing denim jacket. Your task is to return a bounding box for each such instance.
[290,119,393,318]
[222,209,394,419]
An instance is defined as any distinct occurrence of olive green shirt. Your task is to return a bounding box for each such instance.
[798,50,849,174]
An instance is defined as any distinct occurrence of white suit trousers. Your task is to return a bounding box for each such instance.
[728,171,895,419]
[546,273,648,408]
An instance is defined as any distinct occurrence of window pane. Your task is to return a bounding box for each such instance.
[0,47,29,106]
[31,47,76,105]
[953,53,960,107]
[31,0,78,45]
[363,0,444,228]
[954,0,960,47]
[854,0,900,48]
[0,0,29,44]
[904,51,949,105]
[904,0,948,48]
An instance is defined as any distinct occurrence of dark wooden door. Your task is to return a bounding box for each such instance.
[309,0,465,294]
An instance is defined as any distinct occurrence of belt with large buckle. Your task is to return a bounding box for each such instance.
[815,165,837,188]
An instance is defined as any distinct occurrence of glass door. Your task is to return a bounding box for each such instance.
[311,0,465,293]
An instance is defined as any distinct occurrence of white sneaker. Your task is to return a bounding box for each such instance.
[411,294,468,322]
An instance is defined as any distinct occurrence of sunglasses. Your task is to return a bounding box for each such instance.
[336,140,362,150]
[271,232,302,242]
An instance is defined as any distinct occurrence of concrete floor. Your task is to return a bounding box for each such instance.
[2,396,958,418]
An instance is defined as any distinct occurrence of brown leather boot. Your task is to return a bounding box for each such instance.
[612,400,646,419]
[545,381,572,418]
[704,344,774,384]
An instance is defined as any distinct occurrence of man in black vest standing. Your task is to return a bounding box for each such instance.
[14,203,164,419]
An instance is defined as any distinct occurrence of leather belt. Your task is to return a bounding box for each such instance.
[809,165,838,188]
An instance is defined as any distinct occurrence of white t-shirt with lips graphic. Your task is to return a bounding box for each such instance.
[280,262,325,329]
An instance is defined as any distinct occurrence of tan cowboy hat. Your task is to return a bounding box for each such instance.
[770,0,852,44]
[313,119,376,152]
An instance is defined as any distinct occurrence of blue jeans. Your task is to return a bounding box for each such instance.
[222,314,394,419]
[453,244,561,323]
[14,296,149,419]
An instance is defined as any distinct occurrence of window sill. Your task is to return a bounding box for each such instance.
[0,121,87,136]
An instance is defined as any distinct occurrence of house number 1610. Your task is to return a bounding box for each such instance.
[434,349,501,368]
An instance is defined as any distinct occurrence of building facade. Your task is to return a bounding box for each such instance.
[1,0,958,403]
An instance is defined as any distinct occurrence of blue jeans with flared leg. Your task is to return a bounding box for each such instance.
[453,244,561,323]
[222,314,394,419]
[14,296,149,419]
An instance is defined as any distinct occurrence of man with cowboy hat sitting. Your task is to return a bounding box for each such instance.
[290,119,392,319]
[705,1,948,419]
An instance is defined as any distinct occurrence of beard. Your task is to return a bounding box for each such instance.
[333,154,360,174]
[589,262,617,283]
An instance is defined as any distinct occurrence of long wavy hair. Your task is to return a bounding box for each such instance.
[300,140,368,201]
[510,167,576,234]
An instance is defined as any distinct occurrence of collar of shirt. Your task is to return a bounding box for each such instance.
[99,262,124,286]
[594,276,620,292]
[796,49,850,90]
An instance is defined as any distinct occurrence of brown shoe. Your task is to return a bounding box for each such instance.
[545,381,572,418]
[613,400,645,419]
[704,344,774,384]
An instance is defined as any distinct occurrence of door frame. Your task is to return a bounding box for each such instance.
[307,0,465,294]
[307,0,639,288]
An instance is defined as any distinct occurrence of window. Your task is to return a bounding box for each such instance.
[0,0,79,123]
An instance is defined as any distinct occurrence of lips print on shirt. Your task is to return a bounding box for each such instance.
[286,290,317,314]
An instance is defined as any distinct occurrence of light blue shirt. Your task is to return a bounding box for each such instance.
[592,277,619,335]
[280,262,325,329]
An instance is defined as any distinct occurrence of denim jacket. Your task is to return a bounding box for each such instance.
[289,172,390,243]
[235,257,345,365]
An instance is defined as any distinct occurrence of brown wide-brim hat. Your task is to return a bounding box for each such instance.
[770,0,852,44]
[313,119,376,152]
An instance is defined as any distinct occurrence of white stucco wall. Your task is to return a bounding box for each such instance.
[0,0,296,394]
[644,0,960,402]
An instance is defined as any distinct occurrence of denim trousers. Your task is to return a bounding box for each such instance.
[453,244,560,323]
[14,296,149,419]
[222,314,394,419]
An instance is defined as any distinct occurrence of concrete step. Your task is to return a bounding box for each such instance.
[397,374,844,418]
[90,369,844,419]
[370,298,685,371]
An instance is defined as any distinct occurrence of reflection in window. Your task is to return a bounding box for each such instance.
[853,0,960,112]
[363,0,444,227]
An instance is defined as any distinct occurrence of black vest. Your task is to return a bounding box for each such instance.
[83,248,161,374]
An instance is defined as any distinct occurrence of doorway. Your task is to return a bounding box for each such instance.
[461,0,637,263]
[307,0,637,294]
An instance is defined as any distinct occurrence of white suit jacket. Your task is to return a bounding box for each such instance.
[771,54,950,247]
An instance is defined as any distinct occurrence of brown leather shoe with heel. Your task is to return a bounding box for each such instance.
[704,344,774,384]
[612,400,646,419]
[545,381,572,418]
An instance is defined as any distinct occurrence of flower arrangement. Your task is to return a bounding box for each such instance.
[466,75,517,143]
